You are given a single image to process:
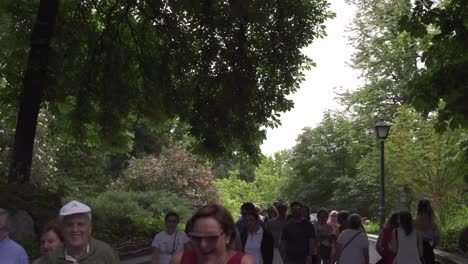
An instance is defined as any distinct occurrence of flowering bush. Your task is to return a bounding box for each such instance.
[118,146,219,206]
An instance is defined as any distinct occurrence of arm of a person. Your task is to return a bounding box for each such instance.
[241,254,256,264]
[152,247,160,264]
[332,242,342,263]
[309,237,319,264]
[21,250,29,264]
[279,239,286,260]
[170,251,183,264]
[184,241,192,250]
[265,231,275,264]
[363,247,370,264]
[375,230,384,256]
[389,229,397,253]
[417,232,424,258]
[433,224,440,248]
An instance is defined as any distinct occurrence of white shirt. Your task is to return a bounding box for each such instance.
[152,231,189,264]
[337,229,369,264]
[244,227,264,264]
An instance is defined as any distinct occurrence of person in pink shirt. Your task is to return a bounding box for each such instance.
[327,210,339,235]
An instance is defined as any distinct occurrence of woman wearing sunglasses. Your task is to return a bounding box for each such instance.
[171,204,255,264]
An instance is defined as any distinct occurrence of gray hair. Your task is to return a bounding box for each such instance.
[0,208,12,231]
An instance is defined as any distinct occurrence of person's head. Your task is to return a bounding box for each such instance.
[244,211,260,233]
[240,202,256,217]
[337,210,350,226]
[40,220,64,256]
[417,199,436,224]
[399,211,414,236]
[189,204,236,260]
[59,200,92,250]
[328,210,338,224]
[348,213,362,230]
[317,208,329,224]
[266,205,278,220]
[301,205,311,221]
[276,203,288,217]
[386,213,399,229]
[165,211,180,233]
[290,202,303,218]
[0,208,11,240]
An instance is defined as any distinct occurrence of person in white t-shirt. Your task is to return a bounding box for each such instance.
[333,213,369,264]
[152,212,189,264]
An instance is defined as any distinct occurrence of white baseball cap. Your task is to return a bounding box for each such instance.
[59,200,91,218]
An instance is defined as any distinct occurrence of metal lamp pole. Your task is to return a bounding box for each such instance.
[375,119,390,231]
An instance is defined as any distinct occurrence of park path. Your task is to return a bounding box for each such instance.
[122,235,382,264]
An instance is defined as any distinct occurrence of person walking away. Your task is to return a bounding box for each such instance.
[336,211,350,236]
[152,212,190,264]
[33,220,64,264]
[240,211,274,264]
[375,213,399,264]
[266,203,288,264]
[334,214,369,264]
[390,211,423,264]
[301,206,311,223]
[314,209,333,264]
[415,199,440,264]
[170,204,255,264]
[280,202,317,264]
[0,208,29,264]
[40,200,120,263]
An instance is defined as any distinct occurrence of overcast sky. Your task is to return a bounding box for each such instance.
[260,0,362,155]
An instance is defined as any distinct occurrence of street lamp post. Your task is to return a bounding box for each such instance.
[375,119,391,231]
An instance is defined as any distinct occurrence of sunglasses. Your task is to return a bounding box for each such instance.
[190,233,223,245]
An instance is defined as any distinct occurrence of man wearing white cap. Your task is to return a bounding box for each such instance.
[41,200,120,264]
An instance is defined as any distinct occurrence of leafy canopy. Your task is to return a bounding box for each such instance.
[0,0,334,161]
[399,0,468,130]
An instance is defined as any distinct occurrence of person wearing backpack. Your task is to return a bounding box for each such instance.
[333,214,369,264]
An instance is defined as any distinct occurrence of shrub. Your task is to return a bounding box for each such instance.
[67,190,193,244]
[364,222,380,235]
[117,146,219,206]
[438,203,468,251]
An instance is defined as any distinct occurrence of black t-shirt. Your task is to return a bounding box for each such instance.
[281,219,315,263]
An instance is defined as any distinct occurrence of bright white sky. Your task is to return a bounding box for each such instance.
[261,0,362,155]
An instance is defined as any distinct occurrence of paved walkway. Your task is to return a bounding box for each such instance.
[122,236,381,264]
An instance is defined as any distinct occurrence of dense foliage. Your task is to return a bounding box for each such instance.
[1,0,335,183]
[214,151,290,217]
[400,0,468,130]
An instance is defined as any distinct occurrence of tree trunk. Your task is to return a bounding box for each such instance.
[8,0,59,183]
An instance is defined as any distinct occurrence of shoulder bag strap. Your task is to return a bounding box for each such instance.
[342,231,361,251]
[171,231,178,255]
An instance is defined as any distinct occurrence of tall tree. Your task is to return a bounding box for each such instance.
[1,0,334,183]
[6,0,59,183]
[282,111,356,209]
[341,0,418,127]
[400,0,468,130]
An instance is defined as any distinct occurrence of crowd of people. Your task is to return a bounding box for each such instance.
[0,199,441,264]
[152,201,369,264]
[375,199,440,264]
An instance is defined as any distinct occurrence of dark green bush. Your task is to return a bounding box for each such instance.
[69,190,193,244]
[439,204,468,251]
